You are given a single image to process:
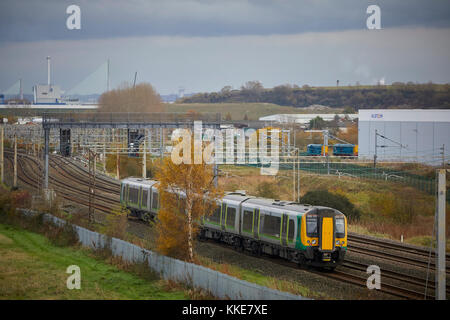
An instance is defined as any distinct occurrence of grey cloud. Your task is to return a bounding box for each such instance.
[0,0,449,42]
[1,27,449,95]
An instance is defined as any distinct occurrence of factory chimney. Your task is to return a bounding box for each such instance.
[47,56,51,86]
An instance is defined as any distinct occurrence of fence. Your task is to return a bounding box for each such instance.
[240,161,448,200]
[19,209,308,300]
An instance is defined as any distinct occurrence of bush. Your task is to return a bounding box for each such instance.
[10,190,31,208]
[368,192,419,224]
[0,187,78,247]
[300,190,361,221]
[256,181,280,199]
[100,205,129,239]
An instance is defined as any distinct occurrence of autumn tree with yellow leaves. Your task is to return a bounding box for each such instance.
[154,133,223,262]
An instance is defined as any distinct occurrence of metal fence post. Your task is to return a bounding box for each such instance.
[436,169,446,300]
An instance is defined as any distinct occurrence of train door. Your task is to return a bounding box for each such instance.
[280,213,288,246]
[253,209,260,239]
[221,202,227,231]
[318,209,335,253]
[138,186,142,210]
[120,183,125,204]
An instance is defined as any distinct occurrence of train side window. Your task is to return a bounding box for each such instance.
[207,206,221,224]
[242,210,253,233]
[129,187,139,204]
[288,219,295,242]
[141,189,148,208]
[226,207,236,228]
[261,214,281,239]
[152,191,159,210]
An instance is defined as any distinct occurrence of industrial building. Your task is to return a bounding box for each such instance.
[259,113,358,126]
[358,109,450,165]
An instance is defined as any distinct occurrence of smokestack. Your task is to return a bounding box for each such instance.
[19,79,23,100]
[107,58,110,92]
[47,56,51,86]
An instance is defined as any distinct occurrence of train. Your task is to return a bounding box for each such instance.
[306,143,358,157]
[120,177,348,269]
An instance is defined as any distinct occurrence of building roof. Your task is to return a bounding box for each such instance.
[358,109,450,122]
[259,113,358,124]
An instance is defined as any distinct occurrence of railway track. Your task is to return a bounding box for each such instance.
[4,152,117,215]
[201,236,442,300]
[4,151,448,299]
[349,232,449,259]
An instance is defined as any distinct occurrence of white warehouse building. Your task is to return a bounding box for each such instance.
[358,109,450,165]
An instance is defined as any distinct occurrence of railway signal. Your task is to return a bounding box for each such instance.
[88,148,98,223]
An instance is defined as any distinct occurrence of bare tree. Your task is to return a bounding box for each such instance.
[98,82,164,113]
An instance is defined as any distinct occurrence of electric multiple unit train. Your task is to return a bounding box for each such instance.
[120,177,347,269]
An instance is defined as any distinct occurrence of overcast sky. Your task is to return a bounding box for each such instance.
[1,0,450,95]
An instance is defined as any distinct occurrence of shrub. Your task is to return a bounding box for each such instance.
[368,192,419,224]
[256,181,280,199]
[300,190,361,221]
[10,190,32,208]
[100,205,129,239]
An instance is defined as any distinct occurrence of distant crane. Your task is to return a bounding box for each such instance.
[133,72,138,88]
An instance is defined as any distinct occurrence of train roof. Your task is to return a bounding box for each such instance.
[223,192,316,214]
[244,198,314,214]
[121,177,158,187]
[333,143,355,147]
[122,178,342,215]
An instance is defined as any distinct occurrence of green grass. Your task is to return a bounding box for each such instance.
[0,223,187,300]
[165,103,342,121]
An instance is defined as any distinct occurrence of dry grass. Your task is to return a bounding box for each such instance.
[194,255,322,299]
[165,103,341,121]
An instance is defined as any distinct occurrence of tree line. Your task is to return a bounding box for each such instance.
[178,81,450,110]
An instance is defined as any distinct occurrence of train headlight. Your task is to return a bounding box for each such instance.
[336,240,340,245]
[312,239,316,245]
[307,240,310,244]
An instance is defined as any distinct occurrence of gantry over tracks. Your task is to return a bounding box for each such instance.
[41,112,267,189]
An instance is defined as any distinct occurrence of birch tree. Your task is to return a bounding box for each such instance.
[155,136,222,262]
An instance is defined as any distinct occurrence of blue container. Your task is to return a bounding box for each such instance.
[307,144,323,156]
[332,144,355,156]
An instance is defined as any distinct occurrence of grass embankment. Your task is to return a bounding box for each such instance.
[196,256,327,299]
[165,103,342,121]
[218,165,450,250]
[0,223,188,300]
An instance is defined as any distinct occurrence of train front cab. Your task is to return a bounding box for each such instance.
[300,208,347,268]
